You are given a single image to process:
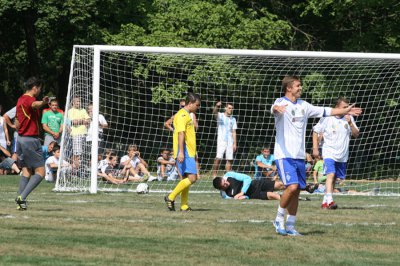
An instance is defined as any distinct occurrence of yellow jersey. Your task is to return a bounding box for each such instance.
[67,108,90,136]
[173,108,196,158]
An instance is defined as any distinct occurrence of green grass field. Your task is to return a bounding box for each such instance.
[1,175,399,266]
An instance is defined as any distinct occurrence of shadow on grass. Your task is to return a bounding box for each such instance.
[302,230,325,236]
[37,208,64,212]
[338,206,365,210]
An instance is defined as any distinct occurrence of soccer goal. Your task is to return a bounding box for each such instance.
[55,45,400,195]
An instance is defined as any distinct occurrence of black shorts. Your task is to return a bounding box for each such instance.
[246,179,275,200]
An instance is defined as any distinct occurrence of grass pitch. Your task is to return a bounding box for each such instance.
[1,175,399,266]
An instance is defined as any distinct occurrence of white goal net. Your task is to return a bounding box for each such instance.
[55,46,400,195]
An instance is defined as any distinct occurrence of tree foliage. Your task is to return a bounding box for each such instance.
[0,0,399,110]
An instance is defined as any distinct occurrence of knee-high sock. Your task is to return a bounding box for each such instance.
[18,176,30,196]
[20,174,43,200]
[180,186,190,210]
[169,178,192,201]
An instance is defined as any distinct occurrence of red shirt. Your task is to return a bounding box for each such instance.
[16,94,40,136]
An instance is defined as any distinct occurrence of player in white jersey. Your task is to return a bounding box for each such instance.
[312,97,360,210]
[271,75,362,236]
[212,101,237,178]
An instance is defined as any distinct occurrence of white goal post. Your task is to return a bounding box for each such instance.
[55,45,400,195]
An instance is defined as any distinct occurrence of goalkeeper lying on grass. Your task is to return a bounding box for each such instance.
[213,171,318,200]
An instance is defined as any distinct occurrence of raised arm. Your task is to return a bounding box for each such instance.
[213,101,222,120]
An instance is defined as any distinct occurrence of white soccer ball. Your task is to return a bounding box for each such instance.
[136,183,149,194]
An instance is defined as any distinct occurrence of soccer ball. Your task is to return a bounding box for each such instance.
[136,183,149,194]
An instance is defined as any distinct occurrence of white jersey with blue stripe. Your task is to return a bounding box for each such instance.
[313,116,358,162]
[272,97,332,160]
[217,112,237,144]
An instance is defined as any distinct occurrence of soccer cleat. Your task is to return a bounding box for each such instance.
[305,183,319,194]
[286,229,303,236]
[164,195,175,211]
[15,196,27,211]
[321,203,328,209]
[273,221,287,236]
[180,207,193,212]
[327,201,338,209]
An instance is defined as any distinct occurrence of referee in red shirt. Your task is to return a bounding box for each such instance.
[15,77,49,210]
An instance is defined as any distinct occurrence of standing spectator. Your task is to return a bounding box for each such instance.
[271,75,361,236]
[15,77,49,210]
[212,101,237,178]
[254,146,276,180]
[157,148,178,181]
[164,92,201,211]
[312,96,360,209]
[0,105,11,149]
[164,99,198,132]
[3,106,18,162]
[67,97,90,169]
[41,98,63,146]
[86,104,108,155]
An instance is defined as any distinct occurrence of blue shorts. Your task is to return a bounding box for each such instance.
[176,146,197,176]
[275,158,306,189]
[323,158,347,179]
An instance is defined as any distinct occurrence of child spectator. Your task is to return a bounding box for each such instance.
[157,148,178,181]
[313,154,326,184]
[98,153,126,184]
[120,144,157,182]
[254,146,276,180]
[45,145,70,182]
[42,141,57,162]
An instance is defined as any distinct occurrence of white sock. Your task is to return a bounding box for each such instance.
[326,193,333,204]
[275,206,286,223]
[286,215,296,231]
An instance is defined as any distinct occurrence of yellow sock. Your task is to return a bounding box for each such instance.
[168,178,192,201]
[180,186,190,210]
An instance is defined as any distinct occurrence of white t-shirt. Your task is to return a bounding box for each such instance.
[313,116,358,162]
[217,113,237,144]
[86,114,108,141]
[157,156,175,176]
[272,97,332,160]
[45,156,69,182]
[0,117,6,148]
[98,159,109,171]
[120,155,140,168]
[5,107,18,139]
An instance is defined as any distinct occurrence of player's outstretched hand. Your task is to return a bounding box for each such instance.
[272,104,288,114]
[347,104,362,116]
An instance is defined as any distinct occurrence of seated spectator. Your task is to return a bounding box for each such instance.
[120,144,157,181]
[0,145,20,175]
[157,148,178,181]
[45,145,70,182]
[254,146,277,180]
[213,171,284,201]
[42,141,57,162]
[313,154,327,184]
[98,153,126,184]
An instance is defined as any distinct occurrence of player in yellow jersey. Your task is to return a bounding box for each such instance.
[164,92,201,211]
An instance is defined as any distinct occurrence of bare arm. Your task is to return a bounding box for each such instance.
[213,101,221,120]
[3,121,10,145]
[3,114,16,129]
[331,104,362,117]
[312,131,320,158]
[164,116,174,132]
[345,115,360,138]
[232,130,237,152]
[177,132,185,163]
[31,96,49,109]
[0,145,11,157]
